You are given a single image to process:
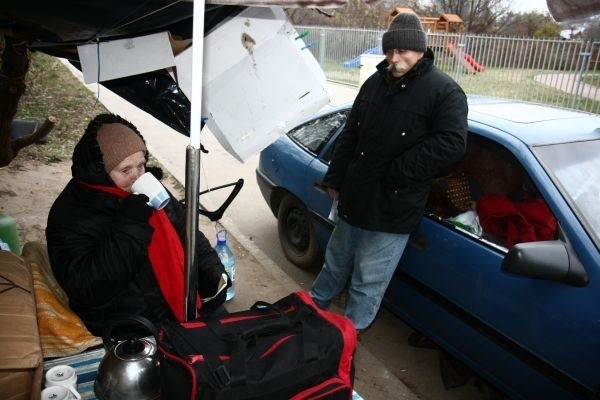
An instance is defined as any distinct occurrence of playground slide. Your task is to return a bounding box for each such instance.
[343,46,383,68]
[447,44,484,73]
[463,52,484,72]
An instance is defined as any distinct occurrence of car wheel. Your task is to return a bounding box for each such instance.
[277,194,322,270]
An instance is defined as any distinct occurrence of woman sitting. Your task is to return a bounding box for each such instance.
[46,113,228,335]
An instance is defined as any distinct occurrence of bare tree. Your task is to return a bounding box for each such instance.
[582,16,600,40]
[0,33,55,167]
[497,11,562,37]
[429,0,512,33]
[287,0,425,29]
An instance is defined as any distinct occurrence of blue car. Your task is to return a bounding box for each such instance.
[256,97,600,399]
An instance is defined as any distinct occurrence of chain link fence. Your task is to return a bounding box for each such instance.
[297,26,600,114]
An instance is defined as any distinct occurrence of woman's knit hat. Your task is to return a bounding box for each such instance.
[382,12,427,54]
[96,123,147,173]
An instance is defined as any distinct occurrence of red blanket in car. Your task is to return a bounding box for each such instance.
[477,194,557,247]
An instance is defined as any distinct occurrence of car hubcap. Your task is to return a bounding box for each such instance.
[286,208,309,252]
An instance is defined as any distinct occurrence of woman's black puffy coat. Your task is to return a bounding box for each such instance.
[46,126,225,335]
[324,50,468,233]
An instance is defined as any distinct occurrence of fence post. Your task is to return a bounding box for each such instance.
[319,29,326,67]
[454,38,467,83]
[573,40,593,110]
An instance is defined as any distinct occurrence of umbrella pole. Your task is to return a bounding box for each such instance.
[184,146,200,321]
[184,0,206,322]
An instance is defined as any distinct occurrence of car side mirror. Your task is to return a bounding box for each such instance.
[501,240,588,287]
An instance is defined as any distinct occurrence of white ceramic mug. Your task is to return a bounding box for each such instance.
[41,385,81,400]
[44,365,81,399]
[131,172,170,210]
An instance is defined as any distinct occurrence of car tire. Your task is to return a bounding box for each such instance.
[277,194,322,270]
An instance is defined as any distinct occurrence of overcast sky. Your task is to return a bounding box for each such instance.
[512,0,549,13]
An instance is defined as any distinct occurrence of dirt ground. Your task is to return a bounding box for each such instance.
[0,159,71,246]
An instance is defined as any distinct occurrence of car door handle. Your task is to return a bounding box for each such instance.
[409,232,427,251]
[314,181,328,193]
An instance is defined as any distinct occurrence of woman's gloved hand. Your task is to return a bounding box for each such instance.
[120,194,153,221]
[202,286,227,312]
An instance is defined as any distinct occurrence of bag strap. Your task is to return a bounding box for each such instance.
[205,302,295,388]
[206,300,288,341]
[160,320,234,390]
[207,303,321,392]
[159,319,196,355]
[219,306,329,400]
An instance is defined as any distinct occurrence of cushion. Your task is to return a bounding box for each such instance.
[21,242,102,358]
[0,249,43,400]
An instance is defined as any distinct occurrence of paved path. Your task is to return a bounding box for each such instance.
[534,72,600,101]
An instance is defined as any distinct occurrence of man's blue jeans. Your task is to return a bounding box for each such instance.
[309,218,409,330]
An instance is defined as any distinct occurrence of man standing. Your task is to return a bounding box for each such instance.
[309,12,468,333]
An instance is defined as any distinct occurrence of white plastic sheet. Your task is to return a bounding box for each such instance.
[174,6,331,162]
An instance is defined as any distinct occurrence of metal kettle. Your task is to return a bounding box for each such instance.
[94,316,160,400]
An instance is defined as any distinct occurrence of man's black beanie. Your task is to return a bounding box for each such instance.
[382,12,428,54]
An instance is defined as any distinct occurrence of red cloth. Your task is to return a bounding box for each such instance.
[515,197,558,242]
[476,194,556,247]
[79,181,196,321]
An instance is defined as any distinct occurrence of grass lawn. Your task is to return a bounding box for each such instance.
[455,68,600,112]
[581,73,600,87]
[16,52,108,163]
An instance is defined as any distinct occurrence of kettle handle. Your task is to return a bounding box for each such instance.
[102,315,159,351]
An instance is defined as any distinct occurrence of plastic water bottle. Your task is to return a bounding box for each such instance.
[214,229,236,301]
[0,213,20,254]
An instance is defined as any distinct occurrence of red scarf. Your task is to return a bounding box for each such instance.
[80,181,195,321]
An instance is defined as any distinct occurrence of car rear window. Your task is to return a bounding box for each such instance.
[288,111,348,155]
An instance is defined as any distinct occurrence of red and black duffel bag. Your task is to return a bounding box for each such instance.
[157,291,356,400]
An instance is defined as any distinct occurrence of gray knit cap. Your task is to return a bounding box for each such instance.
[382,13,427,54]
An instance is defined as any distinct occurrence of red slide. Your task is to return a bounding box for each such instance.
[463,52,485,72]
[447,43,484,73]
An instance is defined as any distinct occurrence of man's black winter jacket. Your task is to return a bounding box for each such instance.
[324,49,468,233]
